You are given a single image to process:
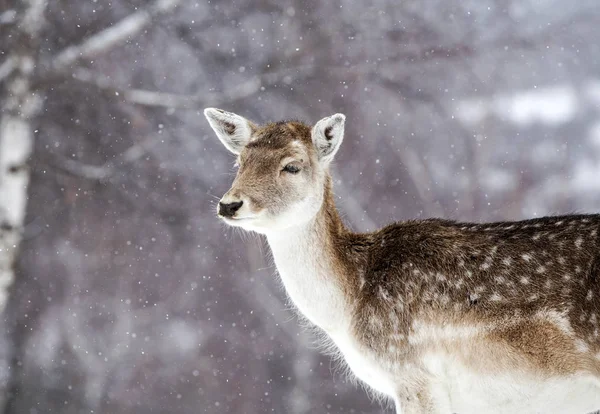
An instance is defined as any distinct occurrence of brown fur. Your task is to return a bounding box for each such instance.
[209,113,600,410]
[349,212,600,377]
[247,120,600,379]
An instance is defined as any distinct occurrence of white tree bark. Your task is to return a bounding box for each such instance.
[0,0,47,312]
[0,2,46,411]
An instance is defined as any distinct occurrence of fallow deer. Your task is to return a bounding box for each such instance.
[204,108,600,414]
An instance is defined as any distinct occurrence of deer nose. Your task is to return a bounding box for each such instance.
[219,201,243,218]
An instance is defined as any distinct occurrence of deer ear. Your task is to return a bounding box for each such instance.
[204,108,256,154]
[311,113,345,165]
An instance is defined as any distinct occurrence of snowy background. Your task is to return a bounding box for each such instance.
[1,0,600,413]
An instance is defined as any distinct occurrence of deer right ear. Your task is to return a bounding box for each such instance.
[311,113,346,165]
[204,108,255,154]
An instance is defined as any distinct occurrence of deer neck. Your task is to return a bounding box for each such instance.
[266,176,355,333]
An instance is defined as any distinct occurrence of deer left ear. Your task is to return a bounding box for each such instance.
[204,108,256,154]
[311,113,346,165]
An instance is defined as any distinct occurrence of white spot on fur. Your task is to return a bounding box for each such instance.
[587,290,593,301]
[378,286,393,302]
[536,266,546,274]
[575,237,583,248]
[537,309,574,337]
[555,221,564,226]
[502,257,512,266]
[490,292,503,302]
[575,266,582,274]
[520,277,530,285]
[494,276,506,284]
[558,256,566,265]
[562,274,571,281]
[391,333,405,341]
[544,280,552,289]
[409,321,482,346]
[521,253,532,262]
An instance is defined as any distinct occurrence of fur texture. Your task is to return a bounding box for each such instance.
[205,110,600,414]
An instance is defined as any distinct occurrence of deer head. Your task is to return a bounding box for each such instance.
[204,108,345,234]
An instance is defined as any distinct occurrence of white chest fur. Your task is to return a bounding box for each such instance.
[267,227,399,398]
[266,227,348,333]
[329,331,398,397]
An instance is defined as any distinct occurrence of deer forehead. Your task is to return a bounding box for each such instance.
[249,121,312,148]
[239,141,310,170]
[240,123,315,167]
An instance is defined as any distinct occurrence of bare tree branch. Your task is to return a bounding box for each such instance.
[50,0,181,75]
[41,136,159,181]
[70,64,316,109]
[72,68,197,108]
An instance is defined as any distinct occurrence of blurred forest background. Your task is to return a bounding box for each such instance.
[1,0,600,413]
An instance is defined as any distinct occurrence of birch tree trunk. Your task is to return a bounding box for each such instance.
[0,0,182,311]
[0,0,46,310]
[0,2,46,410]
[0,1,181,410]
[0,1,185,410]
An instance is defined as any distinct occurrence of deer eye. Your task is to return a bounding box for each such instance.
[282,164,300,174]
